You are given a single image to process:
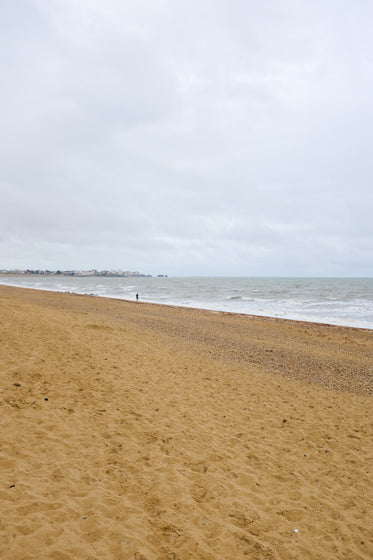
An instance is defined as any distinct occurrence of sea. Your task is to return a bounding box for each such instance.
[1,276,372,330]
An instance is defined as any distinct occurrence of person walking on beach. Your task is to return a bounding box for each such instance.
[136,293,139,301]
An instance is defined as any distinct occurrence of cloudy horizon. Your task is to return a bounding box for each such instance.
[1,0,372,277]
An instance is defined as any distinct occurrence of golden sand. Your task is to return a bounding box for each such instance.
[0,285,372,559]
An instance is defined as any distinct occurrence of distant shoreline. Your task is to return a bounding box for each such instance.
[0,272,155,278]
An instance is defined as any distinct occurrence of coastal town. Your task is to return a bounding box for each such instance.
[0,269,166,277]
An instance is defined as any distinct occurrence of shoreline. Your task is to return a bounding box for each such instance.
[1,284,372,395]
[0,285,372,559]
[1,279,372,332]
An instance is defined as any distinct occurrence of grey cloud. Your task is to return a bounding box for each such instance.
[0,0,372,275]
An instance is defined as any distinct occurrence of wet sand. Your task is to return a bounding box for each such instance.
[0,285,372,559]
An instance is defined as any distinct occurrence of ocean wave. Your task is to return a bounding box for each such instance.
[1,276,372,329]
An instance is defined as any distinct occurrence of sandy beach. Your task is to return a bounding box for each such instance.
[0,285,372,559]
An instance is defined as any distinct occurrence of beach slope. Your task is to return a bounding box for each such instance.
[0,285,372,559]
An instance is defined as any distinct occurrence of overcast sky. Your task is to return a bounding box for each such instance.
[1,0,372,276]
